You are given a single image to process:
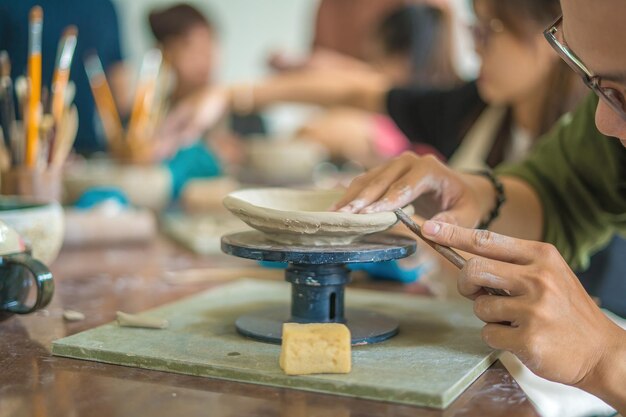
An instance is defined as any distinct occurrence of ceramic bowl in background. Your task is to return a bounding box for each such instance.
[244,139,328,185]
[181,177,240,214]
[0,197,65,265]
[223,188,413,246]
[63,159,172,211]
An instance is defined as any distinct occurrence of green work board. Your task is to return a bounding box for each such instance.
[52,279,498,409]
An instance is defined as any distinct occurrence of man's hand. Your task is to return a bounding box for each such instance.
[333,152,494,228]
[421,220,626,392]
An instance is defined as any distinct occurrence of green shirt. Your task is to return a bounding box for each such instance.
[496,94,626,271]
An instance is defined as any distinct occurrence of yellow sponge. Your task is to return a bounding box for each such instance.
[279,322,351,376]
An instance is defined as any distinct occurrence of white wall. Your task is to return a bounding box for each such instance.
[112,0,318,83]
[112,0,478,83]
[449,0,479,79]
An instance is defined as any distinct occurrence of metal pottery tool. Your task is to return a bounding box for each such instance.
[394,209,510,297]
[221,231,417,345]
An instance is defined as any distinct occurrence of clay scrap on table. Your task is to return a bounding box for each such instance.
[63,310,85,322]
[116,311,169,329]
[223,188,414,246]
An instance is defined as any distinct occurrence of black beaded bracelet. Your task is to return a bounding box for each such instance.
[474,170,506,230]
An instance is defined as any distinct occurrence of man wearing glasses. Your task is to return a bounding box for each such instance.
[336,0,626,412]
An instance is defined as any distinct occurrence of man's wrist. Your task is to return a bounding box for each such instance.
[580,326,626,414]
[473,170,506,229]
[462,173,498,228]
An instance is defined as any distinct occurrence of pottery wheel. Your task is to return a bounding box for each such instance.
[221,231,417,345]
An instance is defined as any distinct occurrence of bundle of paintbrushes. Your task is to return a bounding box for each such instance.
[0,6,79,173]
[0,6,79,201]
[85,49,168,164]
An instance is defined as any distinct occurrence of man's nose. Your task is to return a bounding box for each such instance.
[595,99,626,140]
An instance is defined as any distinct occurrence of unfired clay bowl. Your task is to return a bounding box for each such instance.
[223,188,413,246]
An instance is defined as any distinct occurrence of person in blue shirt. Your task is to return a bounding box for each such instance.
[0,0,128,154]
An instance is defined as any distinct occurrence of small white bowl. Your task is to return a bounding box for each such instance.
[223,188,412,246]
[0,197,65,264]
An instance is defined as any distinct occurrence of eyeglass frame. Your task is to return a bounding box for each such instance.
[544,15,626,121]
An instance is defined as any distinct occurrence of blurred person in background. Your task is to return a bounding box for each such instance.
[313,0,407,61]
[159,0,585,169]
[297,3,460,167]
[158,3,459,166]
[268,0,406,73]
[149,4,219,108]
[148,3,265,169]
[148,3,265,137]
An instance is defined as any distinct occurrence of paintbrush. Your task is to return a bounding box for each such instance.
[14,76,27,120]
[50,104,78,168]
[41,85,50,114]
[84,53,124,150]
[51,26,78,124]
[47,78,76,166]
[64,80,76,108]
[126,49,162,160]
[14,77,28,165]
[39,113,54,167]
[48,26,78,166]
[0,129,9,170]
[26,5,43,168]
[0,51,15,159]
[394,208,510,296]
[146,62,171,140]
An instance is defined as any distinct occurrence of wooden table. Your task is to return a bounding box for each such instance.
[0,237,539,417]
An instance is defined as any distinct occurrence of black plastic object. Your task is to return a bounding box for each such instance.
[221,231,416,345]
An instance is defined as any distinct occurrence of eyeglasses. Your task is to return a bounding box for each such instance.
[544,15,626,121]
